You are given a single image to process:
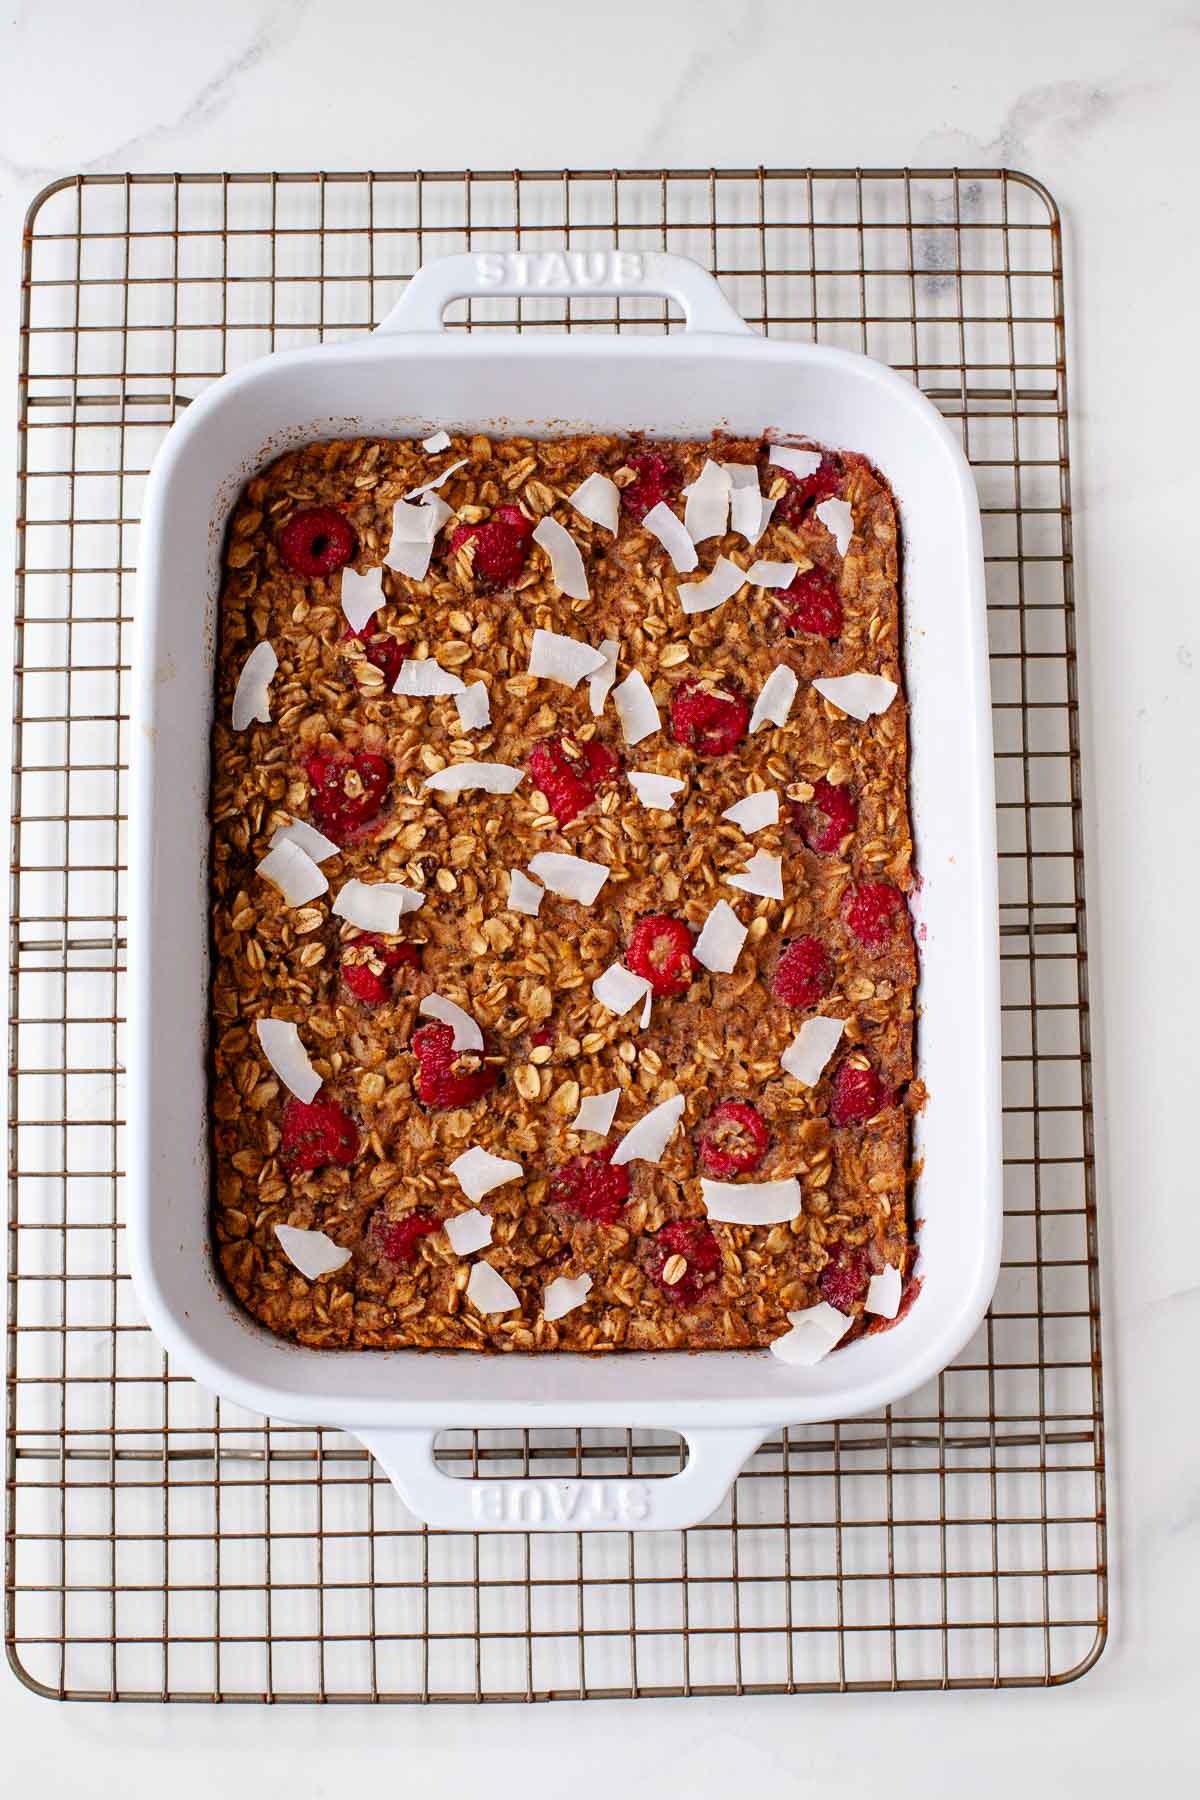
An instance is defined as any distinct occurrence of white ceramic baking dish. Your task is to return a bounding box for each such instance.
[129,251,1000,1532]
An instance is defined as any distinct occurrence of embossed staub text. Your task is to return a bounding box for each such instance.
[474,250,646,290]
[471,1479,653,1526]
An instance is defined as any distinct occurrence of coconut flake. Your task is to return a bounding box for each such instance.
[642,501,699,573]
[588,637,620,716]
[721,790,778,833]
[611,1094,685,1167]
[768,444,822,481]
[542,1273,593,1322]
[592,962,653,1019]
[640,988,653,1029]
[443,1208,493,1256]
[454,681,491,730]
[571,1087,621,1136]
[449,1146,524,1204]
[404,457,468,500]
[611,670,661,746]
[533,515,589,600]
[628,771,685,812]
[231,641,278,731]
[746,560,798,589]
[393,657,467,698]
[528,628,608,689]
[866,1263,903,1320]
[269,820,339,863]
[727,850,784,900]
[679,556,747,616]
[749,665,799,734]
[274,1223,350,1280]
[724,465,776,545]
[770,1301,854,1366]
[568,472,620,536]
[256,838,328,906]
[692,899,749,974]
[421,429,452,453]
[255,1018,321,1104]
[816,497,854,557]
[419,994,484,1052]
[386,493,452,581]
[466,1261,520,1315]
[332,878,425,933]
[683,459,732,543]
[423,761,525,795]
[507,868,545,915]
[527,851,610,906]
[339,563,385,636]
[701,1177,803,1226]
[780,1016,846,1085]
[812,673,898,721]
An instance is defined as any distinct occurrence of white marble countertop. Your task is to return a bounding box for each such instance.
[2,0,1198,1789]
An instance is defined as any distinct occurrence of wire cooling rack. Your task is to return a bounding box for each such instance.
[7,168,1105,1701]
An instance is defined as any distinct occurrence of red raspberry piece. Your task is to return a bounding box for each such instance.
[374,1207,440,1266]
[528,733,621,826]
[449,504,534,591]
[774,452,842,526]
[411,1022,500,1109]
[549,1144,631,1225]
[645,1218,722,1308]
[698,1101,770,1178]
[829,1060,892,1126]
[302,747,391,846]
[280,1093,359,1173]
[668,678,750,756]
[626,914,696,997]
[843,880,907,950]
[278,507,356,578]
[341,933,420,1005]
[621,451,681,522]
[342,612,410,690]
[779,567,843,638]
[772,937,833,1010]
[793,777,857,855]
[819,1244,870,1312]
[531,1024,554,1050]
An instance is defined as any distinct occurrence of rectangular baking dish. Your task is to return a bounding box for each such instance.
[129,251,1000,1532]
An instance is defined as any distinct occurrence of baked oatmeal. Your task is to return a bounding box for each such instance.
[209,430,919,1357]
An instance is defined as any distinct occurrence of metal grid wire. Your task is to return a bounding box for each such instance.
[7,168,1105,1701]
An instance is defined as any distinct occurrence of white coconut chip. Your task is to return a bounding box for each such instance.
[693,899,749,974]
[724,465,775,545]
[421,429,452,453]
[255,1018,321,1104]
[611,670,661,747]
[231,641,278,731]
[507,868,545,916]
[746,559,798,589]
[611,1094,686,1168]
[588,637,620,716]
[780,1016,846,1086]
[419,994,484,1052]
[571,1087,621,1136]
[721,790,778,832]
[768,444,822,480]
[423,761,525,795]
[386,493,452,581]
[256,838,328,906]
[533,515,589,600]
[749,665,799,734]
[592,962,653,1020]
[642,500,699,573]
[404,457,468,499]
[683,459,732,542]
[528,628,608,689]
[454,681,491,730]
[443,1208,493,1256]
[812,673,898,721]
[527,851,610,906]
[269,819,339,863]
[679,556,748,615]
[466,1261,520,1316]
[332,878,425,933]
[866,1263,903,1320]
[449,1146,524,1204]
[339,563,385,636]
[274,1223,350,1281]
[701,1177,803,1227]
[640,987,653,1029]
[543,1273,593,1323]
[816,497,854,557]
[628,771,685,812]
[393,658,467,698]
[770,1301,854,1366]
[568,472,620,536]
[727,850,784,900]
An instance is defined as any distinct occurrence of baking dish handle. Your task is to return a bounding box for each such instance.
[374,250,755,338]
[357,1425,764,1532]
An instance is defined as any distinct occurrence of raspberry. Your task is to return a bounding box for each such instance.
[528,733,621,826]
[278,507,356,578]
[779,567,843,638]
[626,914,696,997]
[829,1060,892,1126]
[374,1207,440,1266]
[411,1021,500,1109]
[772,937,833,1010]
[698,1101,770,1178]
[449,504,534,591]
[342,613,409,690]
[303,747,391,846]
[793,777,857,855]
[341,932,420,1005]
[819,1244,870,1313]
[843,880,907,950]
[668,678,750,756]
[775,452,842,526]
[531,1024,554,1050]
[280,1093,359,1173]
[621,451,681,522]
[549,1145,631,1225]
[645,1219,722,1308]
